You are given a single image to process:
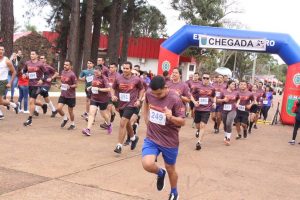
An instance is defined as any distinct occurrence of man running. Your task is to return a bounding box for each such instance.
[96,57,109,77]
[191,72,216,150]
[235,80,254,139]
[56,60,77,130]
[111,61,144,154]
[0,45,19,117]
[142,76,185,200]
[79,60,95,120]
[23,50,48,126]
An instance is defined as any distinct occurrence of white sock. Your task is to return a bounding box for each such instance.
[130,135,136,141]
[227,132,232,139]
[63,115,68,120]
[35,106,40,112]
[117,143,122,147]
[71,121,75,125]
[9,102,17,108]
[48,101,56,112]
[224,131,227,138]
[0,109,3,115]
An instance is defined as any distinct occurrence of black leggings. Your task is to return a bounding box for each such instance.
[261,106,271,120]
[292,120,300,140]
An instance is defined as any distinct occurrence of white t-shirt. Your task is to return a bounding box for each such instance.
[0,57,9,81]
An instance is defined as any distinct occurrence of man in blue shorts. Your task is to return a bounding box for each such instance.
[142,76,185,200]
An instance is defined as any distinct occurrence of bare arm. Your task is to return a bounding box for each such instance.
[6,59,16,87]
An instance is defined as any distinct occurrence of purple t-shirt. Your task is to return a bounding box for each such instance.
[212,82,227,100]
[43,64,56,87]
[91,75,110,103]
[220,89,239,111]
[145,90,185,148]
[25,60,47,86]
[60,70,77,98]
[166,81,191,98]
[108,71,120,87]
[112,74,144,109]
[188,81,202,98]
[193,83,216,111]
[238,90,254,111]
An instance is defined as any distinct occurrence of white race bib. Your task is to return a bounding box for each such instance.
[263,100,268,105]
[119,93,130,102]
[86,75,93,83]
[149,109,166,125]
[223,104,232,111]
[109,82,113,87]
[61,84,68,91]
[28,72,37,79]
[216,92,221,97]
[238,105,246,111]
[91,87,99,94]
[199,97,209,105]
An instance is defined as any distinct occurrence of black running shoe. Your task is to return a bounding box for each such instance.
[14,103,19,114]
[110,113,116,123]
[61,118,69,128]
[214,129,219,134]
[23,119,32,126]
[42,104,48,114]
[195,130,199,138]
[114,145,122,154]
[130,136,139,150]
[100,123,109,129]
[0,115,4,120]
[243,131,248,139]
[196,142,201,150]
[253,124,258,129]
[6,105,10,110]
[51,111,58,118]
[67,125,76,130]
[33,111,39,116]
[156,169,166,191]
[123,138,131,146]
[168,193,179,200]
[236,134,242,140]
[132,123,138,135]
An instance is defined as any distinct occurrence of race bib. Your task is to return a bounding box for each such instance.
[91,87,99,94]
[263,100,268,105]
[61,84,68,91]
[199,97,209,105]
[149,109,166,125]
[119,93,130,102]
[238,105,246,111]
[28,72,37,79]
[86,75,93,83]
[216,91,221,97]
[223,104,232,111]
[109,82,113,87]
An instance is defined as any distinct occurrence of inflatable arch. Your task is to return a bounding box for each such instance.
[158,25,300,125]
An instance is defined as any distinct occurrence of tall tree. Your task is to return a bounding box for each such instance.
[82,0,94,68]
[0,0,14,57]
[107,0,124,64]
[67,0,80,75]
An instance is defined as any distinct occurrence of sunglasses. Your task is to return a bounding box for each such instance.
[202,77,209,80]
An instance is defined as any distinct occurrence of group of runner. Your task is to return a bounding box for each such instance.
[1,45,276,200]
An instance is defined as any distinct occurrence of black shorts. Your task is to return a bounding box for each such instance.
[58,96,76,108]
[250,104,260,113]
[85,88,91,99]
[211,104,222,112]
[29,86,40,99]
[40,86,50,98]
[109,99,119,108]
[119,107,139,119]
[194,111,210,124]
[189,101,194,110]
[234,110,249,124]
[90,100,108,110]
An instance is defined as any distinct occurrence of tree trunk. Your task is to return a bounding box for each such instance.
[91,0,103,63]
[107,0,124,64]
[67,0,80,76]
[77,1,87,71]
[120,0,135,64]
[0,0,14,57]
[82,0,94,69]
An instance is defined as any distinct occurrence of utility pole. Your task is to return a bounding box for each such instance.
[233,51,237,78]
[251,53,257,84]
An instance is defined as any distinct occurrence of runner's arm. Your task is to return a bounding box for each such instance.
[6,59,16,86]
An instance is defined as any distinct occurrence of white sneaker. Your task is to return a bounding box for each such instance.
[23,110,30,114]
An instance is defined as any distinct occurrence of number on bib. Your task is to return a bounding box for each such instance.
[263,100,268,105]
[119,93,130,102]
[216,92,221,97]
[238,105,245,111]
[28,72,37,79]
[61,84,68,91]
[91,87,99,94]
[199,97,209,105]
[86,75,93,83]
[223,104,232,111]
[149,109,166,125]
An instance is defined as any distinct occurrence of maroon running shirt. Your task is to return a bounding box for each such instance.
[193,83,216,111]
[188,81,202,98]
[43,64,56,87]
[166,81,191,98]
[237,90,254,111]
[60,70,77,98]
[212,82,227,99]
[108,71,120,87]
[25,60,47,86]
[220,89,239,111]
[91,75,110,103]
[112,74,144,109]
[145,90,185,148]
